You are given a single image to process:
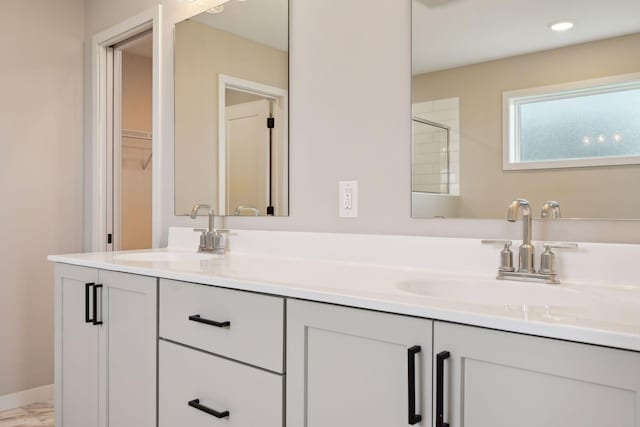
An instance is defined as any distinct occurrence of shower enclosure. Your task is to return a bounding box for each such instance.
[411,117,450,194]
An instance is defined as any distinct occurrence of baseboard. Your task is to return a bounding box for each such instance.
[0,384,54,412]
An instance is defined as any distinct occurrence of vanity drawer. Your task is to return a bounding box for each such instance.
[159,279,284,372]
[159,340,283,427]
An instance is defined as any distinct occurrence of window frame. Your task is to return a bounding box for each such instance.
[502,72,640,171]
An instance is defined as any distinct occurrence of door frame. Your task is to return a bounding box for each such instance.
[218,74,288,215]
[91,6,162,251]
[224,99,272,216]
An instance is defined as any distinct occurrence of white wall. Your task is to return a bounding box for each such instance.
[0,0,84,397]
[83,0,640,250]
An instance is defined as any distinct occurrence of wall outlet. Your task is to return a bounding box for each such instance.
[339,181,358,218]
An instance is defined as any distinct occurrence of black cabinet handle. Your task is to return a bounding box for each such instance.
[436,351,450,427]
[92,284,103,325]
[407,345,422,425]
[85,283,95,323]
[188,314,230,328]
[188,399,230,419]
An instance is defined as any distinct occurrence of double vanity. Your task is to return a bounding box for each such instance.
[49,228,640,427]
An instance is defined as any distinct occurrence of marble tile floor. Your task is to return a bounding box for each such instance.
[0,402,54,427]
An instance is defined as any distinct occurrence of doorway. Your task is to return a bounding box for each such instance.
[218,75,288,216]
[107,32,153,250]
[91,6,160,252]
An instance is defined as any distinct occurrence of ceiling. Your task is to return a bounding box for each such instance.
[190,0,288,52]
[413,0,640,74]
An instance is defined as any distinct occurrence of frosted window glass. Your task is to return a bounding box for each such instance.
[519,88,640,162]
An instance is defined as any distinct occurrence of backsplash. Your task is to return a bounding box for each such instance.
[168,227,640,288]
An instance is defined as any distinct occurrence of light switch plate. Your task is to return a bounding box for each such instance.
[339,181,358,218]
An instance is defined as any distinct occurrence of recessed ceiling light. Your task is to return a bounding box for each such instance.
[549,21,575,32]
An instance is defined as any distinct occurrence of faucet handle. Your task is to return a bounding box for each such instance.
[214,229,231,253]
[539,242,578,275]
[542,242,578,250]
[481,240,515,272]
[481,239,512,247]
[193,228,207,251]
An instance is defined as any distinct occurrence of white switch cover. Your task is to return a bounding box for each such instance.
[339,181,358,218]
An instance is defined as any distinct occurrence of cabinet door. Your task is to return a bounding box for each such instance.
[287,300,433,427]
[434,321,640,427]
[55,264,100,427]
[98,270,157,427]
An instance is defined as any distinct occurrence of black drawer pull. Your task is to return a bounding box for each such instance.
[188,399,230,419]
[436,351,450,427]
[188,314,230,328]
[407,345,422,425]
[85,283,95,323]
[93,284,103,325]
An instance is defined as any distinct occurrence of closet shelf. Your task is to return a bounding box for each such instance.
[122,129,152,141]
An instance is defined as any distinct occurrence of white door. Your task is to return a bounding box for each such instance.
[434,321,640,427]
[98,270,157,427]
[55,264,100,427]
[287,300,433,427]
[225,99,271,215]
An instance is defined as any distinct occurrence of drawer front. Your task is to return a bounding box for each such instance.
[159,340,283,427]
[159,279,284,372]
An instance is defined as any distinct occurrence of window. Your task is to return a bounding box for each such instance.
[503,74,640,170]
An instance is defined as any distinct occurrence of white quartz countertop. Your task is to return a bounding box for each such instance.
[49,243,640,352]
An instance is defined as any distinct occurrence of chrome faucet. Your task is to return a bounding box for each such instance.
[507,199,535,273]
[541,201,561,219]
[190,204,229,254]
[234,205,260,216]
[482,198,577,284]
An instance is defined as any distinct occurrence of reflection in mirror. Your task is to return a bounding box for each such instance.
[412,0,640,219]
[175,0,288,216]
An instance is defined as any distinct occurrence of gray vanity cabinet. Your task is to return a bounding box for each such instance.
[434,321,640,427]
[55,264,100,427]
[54,264,157,427]
[287,299,433,427]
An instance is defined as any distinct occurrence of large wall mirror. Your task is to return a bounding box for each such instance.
[412,0,640,219]
[175,0,289,216]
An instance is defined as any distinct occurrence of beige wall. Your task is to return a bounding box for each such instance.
[174,20,288,215]
[121,51,153,250]
[83,0,640,252]
[0,0,84,396]
[413,33,640,219]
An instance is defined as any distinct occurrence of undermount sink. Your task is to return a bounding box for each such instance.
[113,251,217,263]
[397,278,596,307]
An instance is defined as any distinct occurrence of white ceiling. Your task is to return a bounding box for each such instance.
[413,0,640,75]
[191,0,288,52]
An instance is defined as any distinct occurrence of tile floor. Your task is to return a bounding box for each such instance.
[0,402,54,427]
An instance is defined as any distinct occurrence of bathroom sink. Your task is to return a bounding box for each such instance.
[113,251,217,263]
[397,278,595,307]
